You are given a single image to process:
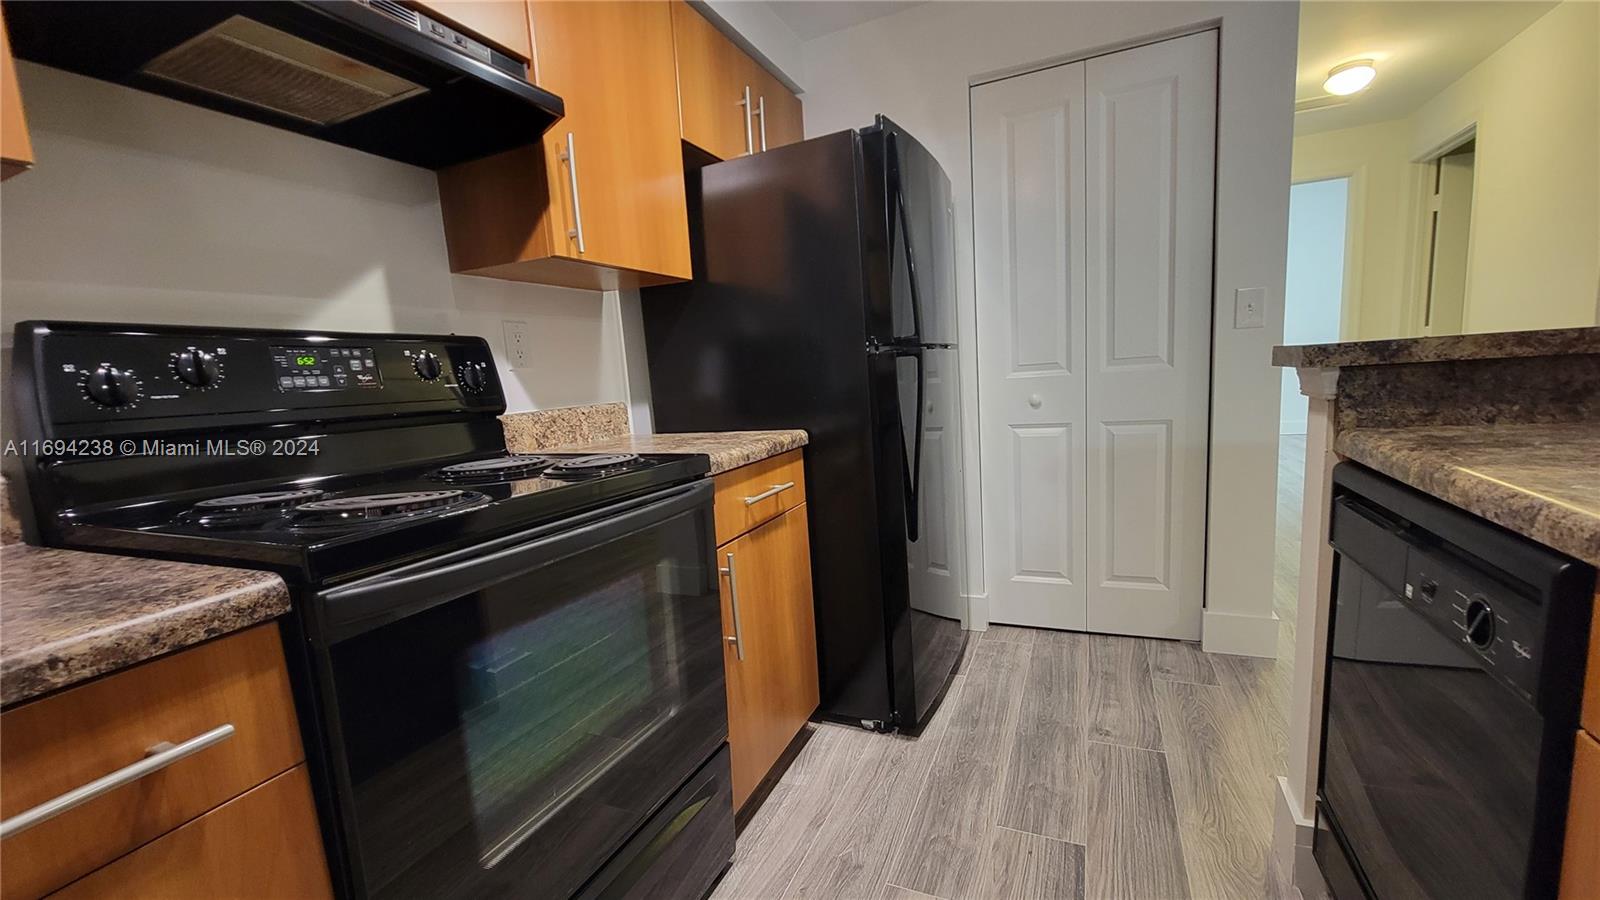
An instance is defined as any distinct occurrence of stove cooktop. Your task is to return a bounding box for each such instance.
[60,452,710,584]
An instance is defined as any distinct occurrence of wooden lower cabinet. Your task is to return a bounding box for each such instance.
[51,766,331,900]
[720,502,819,809]
[1564,730,1600,897]
[0,624,329,899]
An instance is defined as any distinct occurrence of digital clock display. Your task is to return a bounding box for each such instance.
[271,346,381,392]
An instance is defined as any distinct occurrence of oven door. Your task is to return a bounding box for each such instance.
[1319,552,1543,899]
[313,481,727,899]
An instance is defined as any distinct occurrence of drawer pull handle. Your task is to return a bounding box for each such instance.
[0,724,235,840]
[720,552,745,660]
[743,482,796,506]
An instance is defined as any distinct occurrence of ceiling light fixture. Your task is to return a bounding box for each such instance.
[1324,59,1377,96]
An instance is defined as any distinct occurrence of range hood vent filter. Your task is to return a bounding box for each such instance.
[141,15,425,126]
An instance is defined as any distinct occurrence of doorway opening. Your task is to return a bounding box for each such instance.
[1279,177,1349,437]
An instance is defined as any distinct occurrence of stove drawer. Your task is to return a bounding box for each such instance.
[713,449,805,546]
[0,624,305,899]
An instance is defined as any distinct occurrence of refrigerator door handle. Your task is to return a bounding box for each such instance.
[896,346,926,543]
[887,130,926,345]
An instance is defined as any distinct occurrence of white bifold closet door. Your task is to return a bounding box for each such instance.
[973,30,1216,640]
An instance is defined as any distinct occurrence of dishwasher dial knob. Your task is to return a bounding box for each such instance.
[173,349,221,387]
[1465,597,1496,650]
[84,366,140,407]
[413,351,443,381]
[457,362,488,393]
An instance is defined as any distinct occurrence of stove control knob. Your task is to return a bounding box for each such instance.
[457,362,488,393]
[84,366,138,407]
[173,349,221,387]
[1465,597,1495,650]
[414,351,443,382]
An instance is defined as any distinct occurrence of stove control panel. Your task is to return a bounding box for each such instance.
[15,322,505,435]
[271,345,382,392]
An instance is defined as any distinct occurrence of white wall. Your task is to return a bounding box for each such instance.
[1409,0,1599,333]
[0,62,635,417]
[1280,179,1348,435]
[800,0,1299,656]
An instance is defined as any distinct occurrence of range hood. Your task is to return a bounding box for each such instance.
[3,0,564,169]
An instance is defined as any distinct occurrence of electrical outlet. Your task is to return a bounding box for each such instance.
[503,320,531,367]
[1234,287,1266,329]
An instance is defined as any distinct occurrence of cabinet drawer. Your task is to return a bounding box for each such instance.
[1563,730,1600,898]
[713,450,805,546]
[1,624,305,899]
[50,765,331,900]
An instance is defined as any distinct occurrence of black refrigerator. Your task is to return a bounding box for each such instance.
[642,116,968,732]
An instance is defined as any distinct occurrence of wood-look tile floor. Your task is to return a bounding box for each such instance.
[711,437,1307,900]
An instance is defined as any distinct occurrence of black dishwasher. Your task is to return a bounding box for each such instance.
[1317,463,1594,899]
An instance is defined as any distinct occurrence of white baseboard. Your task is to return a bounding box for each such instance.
[1200,609,1280,657]
[962,592,989,631]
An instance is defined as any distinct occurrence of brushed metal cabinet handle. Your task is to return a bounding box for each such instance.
[0,724,236,839]
[742,481,795,506]
[719,551,745,660]
[755,95,768,152]
[738,85,753,156]
[558,132,586,254]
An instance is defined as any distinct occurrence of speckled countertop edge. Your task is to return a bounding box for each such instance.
[1,545,290,707]
[1272,326,1600,369]
[542,430,809,475]
[1335,423,1600,567]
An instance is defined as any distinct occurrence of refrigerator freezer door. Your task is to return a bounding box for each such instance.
[878,119,959,347]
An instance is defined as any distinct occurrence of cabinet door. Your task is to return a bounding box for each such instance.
[1564,730,1600,898]
[671,0,753,161]
[720,504,819,809]
[1,5,34,179]
[529,0,690,278]
[752,67,803,152]
[410,1,532,62]
[50,766,332,900]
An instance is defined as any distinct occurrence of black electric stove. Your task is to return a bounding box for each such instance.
[8,321,734,900]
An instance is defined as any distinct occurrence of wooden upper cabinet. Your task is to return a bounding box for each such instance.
[1,5,35,180]
[671,1,802,160]
[671,0,752,160]
[752,64,803,151]
[438,1,691,290]
[407,1,532,62]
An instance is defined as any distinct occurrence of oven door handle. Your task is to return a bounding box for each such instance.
[319,480,713,642]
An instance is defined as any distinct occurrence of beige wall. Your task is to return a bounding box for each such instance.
[0,62,640,417]
[1291,120,1413,340]
[1290,0,1600,339]
[1409,0,1599,333]
[800,1,1300,656]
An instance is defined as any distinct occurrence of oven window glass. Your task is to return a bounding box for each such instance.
[327,506,725,899]
[1321,559,1542,898]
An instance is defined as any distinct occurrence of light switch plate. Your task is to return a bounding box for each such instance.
[503,320,531,367]
[1234,287,1266,329]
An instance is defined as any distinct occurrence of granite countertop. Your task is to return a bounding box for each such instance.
[1335,423,1600,567]
[544,430,809,475]
[2,479,290,706]
[1272,325,1600,369]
